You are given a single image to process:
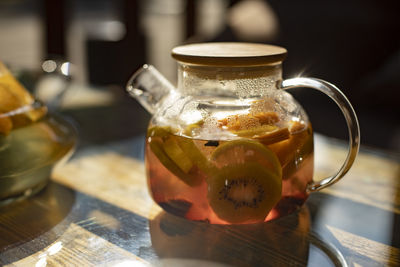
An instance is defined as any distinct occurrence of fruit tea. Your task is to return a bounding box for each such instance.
[0,116,74,200]
[145,111,314,224]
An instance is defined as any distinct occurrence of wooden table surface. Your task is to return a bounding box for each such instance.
[0,96,399,267]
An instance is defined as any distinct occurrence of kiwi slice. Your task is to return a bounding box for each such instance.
[211,139,282,179]
[208,162,282,224]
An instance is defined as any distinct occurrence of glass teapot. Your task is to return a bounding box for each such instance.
[127,43,360,224]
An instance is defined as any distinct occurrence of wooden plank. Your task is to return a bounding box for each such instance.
[314,135,400,214]
[327,225,400,267]
[5,223,149,267]
[52,151,162,220]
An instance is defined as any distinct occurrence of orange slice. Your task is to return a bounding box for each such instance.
[0,116,12,135]
[218,112,279,131]
[268,122,313,178]
[218,111,290,145]
[0,61,47,135]
[232,125,290,145]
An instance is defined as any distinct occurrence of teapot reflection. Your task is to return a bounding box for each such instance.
[149,206,311,266]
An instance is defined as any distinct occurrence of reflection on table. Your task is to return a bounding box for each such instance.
[0,92,399,266]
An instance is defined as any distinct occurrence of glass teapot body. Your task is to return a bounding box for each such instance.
[145,63,313,224]
[127,43,359,225]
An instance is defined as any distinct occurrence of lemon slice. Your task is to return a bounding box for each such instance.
[163,136,193,173]
[211,139,282,178]
[148,139,197,185]
[208,162,281,224]
[147,125,176,138]
[176,137,216,177]
[148,126,203,186]
[183,120,204,137]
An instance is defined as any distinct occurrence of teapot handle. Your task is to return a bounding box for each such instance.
[280,78,360,192]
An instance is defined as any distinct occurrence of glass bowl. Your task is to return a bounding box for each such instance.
[0,107,77,206]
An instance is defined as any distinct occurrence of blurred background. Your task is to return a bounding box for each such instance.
[0,0,399,152]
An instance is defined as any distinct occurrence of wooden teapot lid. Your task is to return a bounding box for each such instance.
[171,42,287,66]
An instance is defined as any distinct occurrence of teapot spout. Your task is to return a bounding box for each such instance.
[126,64,176,114]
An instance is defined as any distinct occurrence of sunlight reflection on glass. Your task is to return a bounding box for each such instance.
[42,60,57,73]
[112,260,149,267]
[47,241,63,256]
[60,62,71,76]
[35,257,47,267]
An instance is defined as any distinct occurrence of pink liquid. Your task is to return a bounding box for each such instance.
[145,124,314,224]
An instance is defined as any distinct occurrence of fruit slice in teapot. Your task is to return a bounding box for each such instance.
[163,136,194,173]
[207,162,281,224]
[268,121,313,178]
[183,120,204,137]
[175,137,216,178]
[148,138,199,186]
[0,61,47,135]
[211,139,282,179]
[234,125,290,146]
[218,111,290,145]
[147,126,213,186]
